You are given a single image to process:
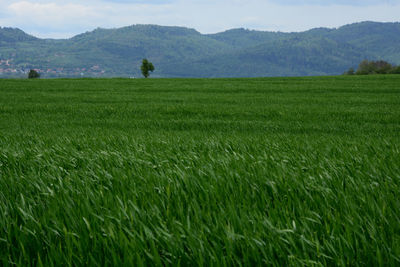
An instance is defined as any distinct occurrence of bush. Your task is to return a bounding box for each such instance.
[344,67,355,75]
[28,69,40,79]
[357,60,388,75]
[389,66,400,74]
[344,60,400,76]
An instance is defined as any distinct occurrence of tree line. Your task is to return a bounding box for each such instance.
[345,60,400,75]
[27,58,400,79]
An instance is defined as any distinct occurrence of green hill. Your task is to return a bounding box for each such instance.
[0,22,399,78]
[0,27,37,44]
[206,28,288,49]
[163,36,366,77]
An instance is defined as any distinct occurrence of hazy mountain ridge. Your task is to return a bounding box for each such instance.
[0,27,38,44]
[0,21,399,77]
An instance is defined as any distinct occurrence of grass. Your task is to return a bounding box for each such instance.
[0,76,399,266]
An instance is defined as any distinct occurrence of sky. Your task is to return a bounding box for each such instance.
[0,0,399,38]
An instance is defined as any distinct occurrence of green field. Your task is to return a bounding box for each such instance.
[0,76,399,266]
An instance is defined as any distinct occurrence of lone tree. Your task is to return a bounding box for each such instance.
[28,69,40,79]
[140,59,154,78]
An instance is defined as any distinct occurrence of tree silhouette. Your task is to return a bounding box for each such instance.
[140,59,155,78]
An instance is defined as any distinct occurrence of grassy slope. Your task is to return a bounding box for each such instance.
[0,76,399,265]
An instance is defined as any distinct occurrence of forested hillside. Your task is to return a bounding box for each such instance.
[0,21,399,78]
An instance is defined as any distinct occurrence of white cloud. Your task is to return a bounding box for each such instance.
[0,0,178,37]
[0,0,399,38]
[8,1,95,21]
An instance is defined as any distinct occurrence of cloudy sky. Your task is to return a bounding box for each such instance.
[0,0,399,38]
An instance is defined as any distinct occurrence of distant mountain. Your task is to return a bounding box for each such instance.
[165,36,366,77]
[0,27,37,43]
[206,28,288,49]
[0,21,399,78]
